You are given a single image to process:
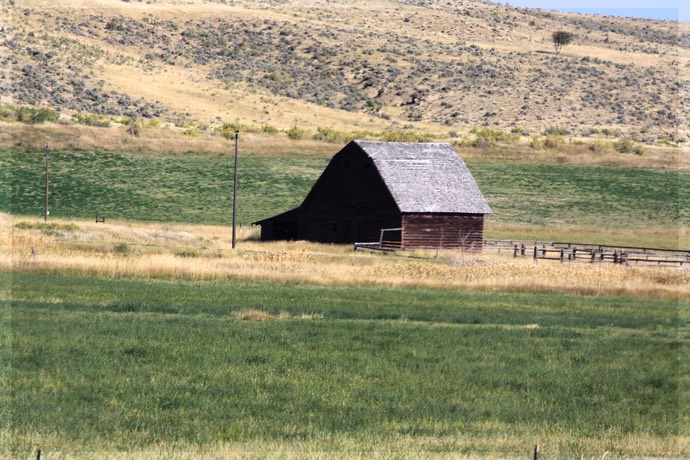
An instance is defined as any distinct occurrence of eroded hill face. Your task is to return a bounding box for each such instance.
[2,0,689,140]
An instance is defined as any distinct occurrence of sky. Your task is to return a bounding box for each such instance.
[501,1,689,22]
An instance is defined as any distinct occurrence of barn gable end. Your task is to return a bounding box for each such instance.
[254,140,491,249]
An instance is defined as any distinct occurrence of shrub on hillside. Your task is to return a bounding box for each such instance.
[0,103,16,121]
[381,131,432,143]
[16,107,60,124]
[126,120,142,137]
[543,126,569,136]
[587,141,608,153]
[313,127,355,144]
[72,113,111,127]
[467,128,514,148]
[261,124,279,135]
[613,137,644,155]
[530,135,564,150]
[286,125,307,140]
[216,121,247,139]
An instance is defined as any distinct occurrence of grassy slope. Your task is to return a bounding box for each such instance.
[3,272,687,457]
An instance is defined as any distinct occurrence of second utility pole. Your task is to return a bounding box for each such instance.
[231,130,239,249]
[44,145,50,222]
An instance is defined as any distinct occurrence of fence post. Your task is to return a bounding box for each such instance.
[533,444,540,460]
[514,244,518,257]
[560,248,564,263]
[533,246,538,260]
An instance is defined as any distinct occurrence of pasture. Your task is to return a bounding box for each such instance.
[2,144,689,458]
[3,272,687,458]
[1,147,688,246]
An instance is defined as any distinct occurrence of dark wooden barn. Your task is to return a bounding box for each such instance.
[254,140,492,250]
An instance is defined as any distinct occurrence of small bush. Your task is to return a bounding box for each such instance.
[261,124,279,135]
[16,107,60,124]
[468,128,514,148]
[126,121,142,137]
[0,103,16,119]
[588,141,607,153]
[543,126,568,136]
[313,127,355,144]
[381,131,432,143]
[216,121,246,139]
[613,138,643,155]
[112,243,129,255]
[511,126,527,136]
[286,125,307,140]
[72,113,111,127]
[530,135,563,150]
[182,128,198,137]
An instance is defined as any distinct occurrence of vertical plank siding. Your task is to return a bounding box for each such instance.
[402,214,484,250]
[256,141,490,249]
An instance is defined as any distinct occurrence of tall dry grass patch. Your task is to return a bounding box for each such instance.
[5,214,689,298]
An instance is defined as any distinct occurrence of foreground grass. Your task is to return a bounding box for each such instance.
[2,272,687,458]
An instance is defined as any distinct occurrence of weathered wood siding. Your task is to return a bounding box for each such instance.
[257,141,491,248]
[401,214,484,250]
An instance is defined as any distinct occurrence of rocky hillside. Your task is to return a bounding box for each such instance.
[2,0,689,141]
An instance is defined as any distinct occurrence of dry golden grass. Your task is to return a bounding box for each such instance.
[5,122,688,172]
[4,214,689,299]
[0,122,341,157]
[232,309,323,321]
[7,430,682,460]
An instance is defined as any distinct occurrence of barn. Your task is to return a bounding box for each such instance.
[254,140,492,250]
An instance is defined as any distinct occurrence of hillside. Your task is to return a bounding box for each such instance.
[1,0,689,144]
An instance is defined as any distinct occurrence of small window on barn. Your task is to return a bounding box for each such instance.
[344,159,351,168]
[331,223,338,232]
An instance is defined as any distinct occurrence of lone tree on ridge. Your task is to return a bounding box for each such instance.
[552,31,574,54]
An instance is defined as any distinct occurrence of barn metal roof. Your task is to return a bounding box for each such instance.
[355,140,492,214]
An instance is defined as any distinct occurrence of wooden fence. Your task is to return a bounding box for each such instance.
[484,239,690,267]
[354,228,402,252]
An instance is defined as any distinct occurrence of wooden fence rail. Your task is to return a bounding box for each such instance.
[484,239,690,267]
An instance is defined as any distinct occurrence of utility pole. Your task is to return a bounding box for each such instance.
[232,130,239,249]
[44,145,49,222]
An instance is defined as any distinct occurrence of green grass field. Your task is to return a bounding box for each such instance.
[2,147,688,230]
[3,146,689,457]
[3,272,687,457]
